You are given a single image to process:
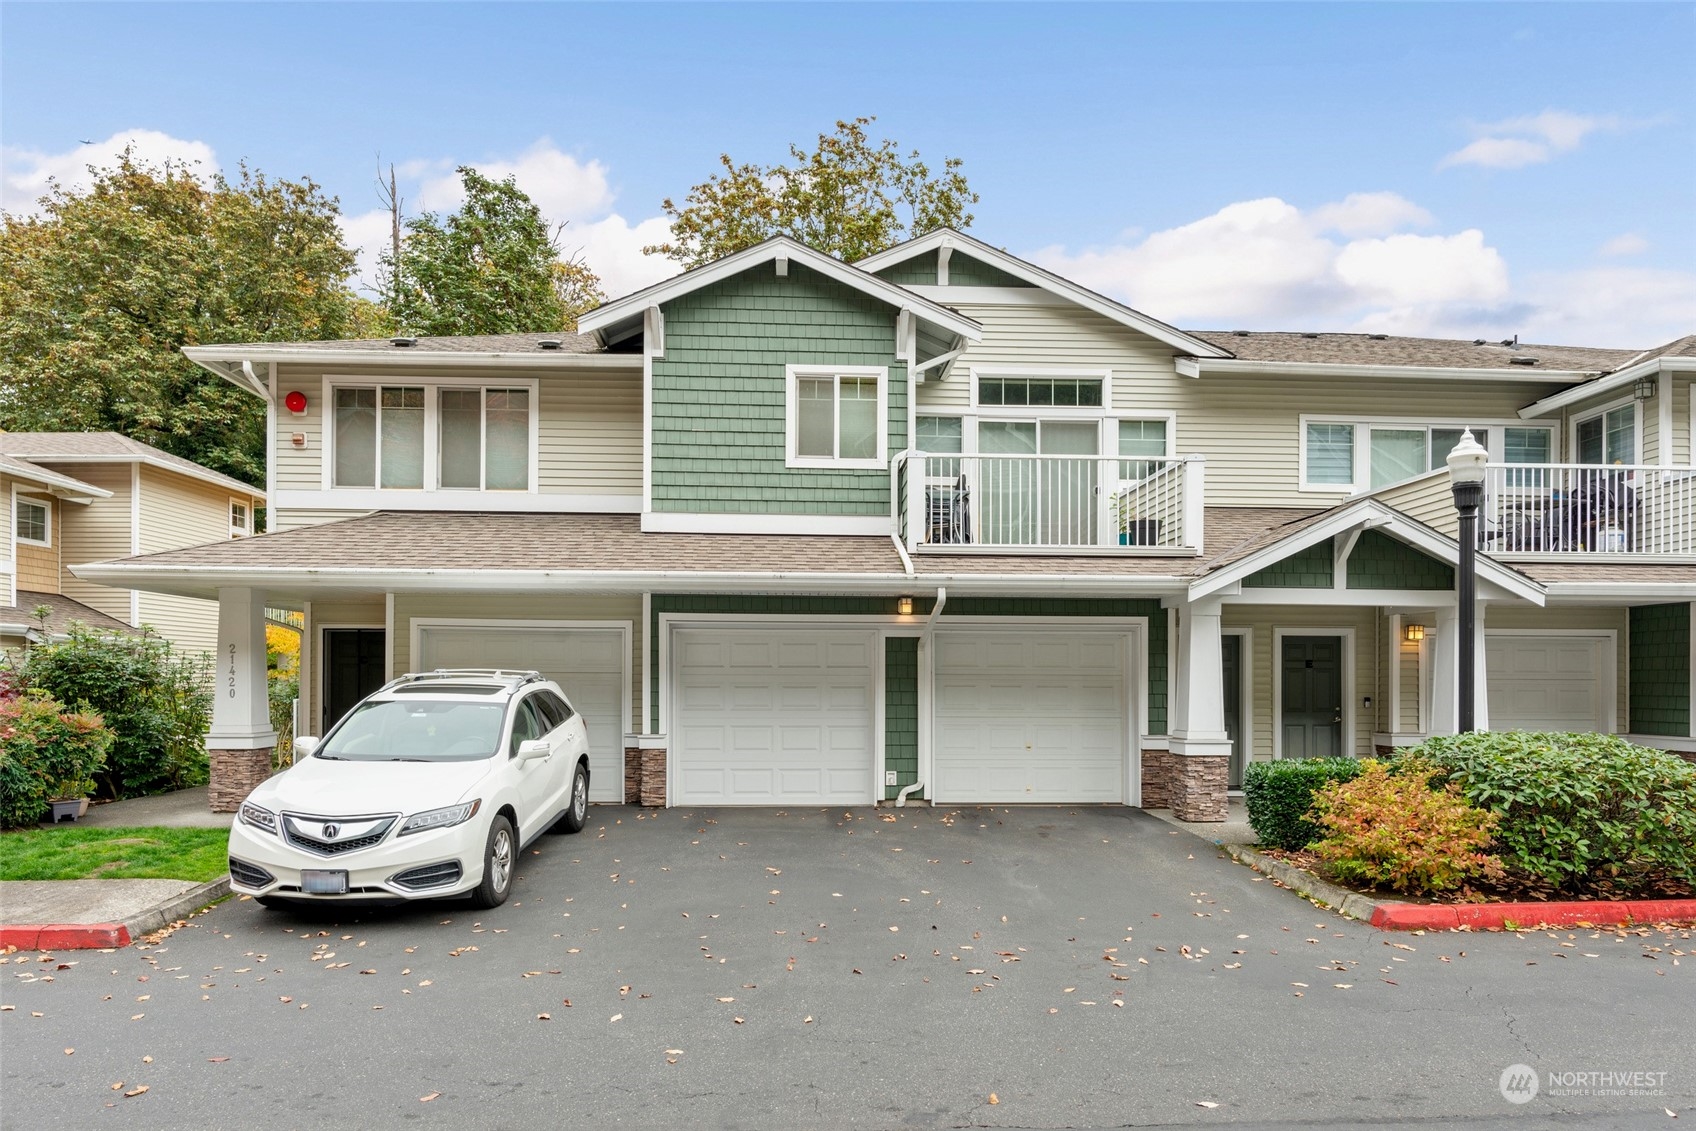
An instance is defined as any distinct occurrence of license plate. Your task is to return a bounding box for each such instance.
[301,869,348,895]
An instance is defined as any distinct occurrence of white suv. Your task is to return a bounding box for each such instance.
[228,670,591,909]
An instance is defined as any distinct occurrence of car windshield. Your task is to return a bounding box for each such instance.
[316,699,507,762]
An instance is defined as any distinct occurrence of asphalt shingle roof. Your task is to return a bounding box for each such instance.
[1,591,137,637]
[0,432,258,495]
[196,332,606,355]
[1186,331,1638,373]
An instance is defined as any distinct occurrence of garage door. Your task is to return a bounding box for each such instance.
[672,628,875,806]
[934,630,1129,803]
[1486,634,1607,732]
[417,625,628,802]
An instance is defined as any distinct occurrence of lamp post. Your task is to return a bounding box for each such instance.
[1445,429,1488,733]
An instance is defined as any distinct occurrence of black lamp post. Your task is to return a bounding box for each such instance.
[1446,429,1488,733]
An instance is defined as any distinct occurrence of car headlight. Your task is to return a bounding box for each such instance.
[238,802,278,834]
[399,799,482,836]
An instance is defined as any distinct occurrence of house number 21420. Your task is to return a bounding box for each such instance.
[226,643,238,699]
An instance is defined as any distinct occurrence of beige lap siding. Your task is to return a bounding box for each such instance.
[12,491,60,592]
[1221,604,1379,763]
[135,465,253,657]
[43,462,135,624]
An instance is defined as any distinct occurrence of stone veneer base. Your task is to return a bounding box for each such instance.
[207,748,274,812]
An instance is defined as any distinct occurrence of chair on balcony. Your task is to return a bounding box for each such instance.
[926,474,971,544]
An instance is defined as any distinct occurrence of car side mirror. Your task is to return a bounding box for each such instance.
[516,739,550,761]
[294,736,319,758]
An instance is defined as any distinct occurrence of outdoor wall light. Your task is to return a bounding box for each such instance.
[897,596,915,616]
[284,390,309,415]
[1634,375,1657,401]
[1404,623,1425,643]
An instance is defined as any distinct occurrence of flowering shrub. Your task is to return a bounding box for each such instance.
[1309,759,1503,895]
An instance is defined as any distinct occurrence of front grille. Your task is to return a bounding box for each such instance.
[390,861,463,891]
[228,858,275,888]
[280,813,397,857]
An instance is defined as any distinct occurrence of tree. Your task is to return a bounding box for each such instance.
[380,166,604,336]
[0,151,362,486]
[646,117,979,268]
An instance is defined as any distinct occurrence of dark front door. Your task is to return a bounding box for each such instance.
[1222,634,1244,788]
[322,628,386,733]
[1281,635,1343,758]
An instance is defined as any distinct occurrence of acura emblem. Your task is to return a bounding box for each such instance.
[322,823,341,840]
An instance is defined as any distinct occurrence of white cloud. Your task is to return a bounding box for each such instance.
[1598,232,1649,258]
[1438,110,1621,170]
[1027,193,1694,349]
[343,138,676,300]
[0,129,218,214]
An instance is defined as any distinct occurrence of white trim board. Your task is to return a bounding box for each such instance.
[1222,626,1254,783]
[640,512,895,536]
[274,490,640,514]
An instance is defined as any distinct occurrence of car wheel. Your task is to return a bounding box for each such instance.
[469,814,516,909]
[551,761,590,834]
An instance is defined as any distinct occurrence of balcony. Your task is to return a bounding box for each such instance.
[894,452,1206,553]
[1481,463,1696,557]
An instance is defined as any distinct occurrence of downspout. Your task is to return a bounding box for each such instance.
[891,533,914,577]
[897,586,946,808]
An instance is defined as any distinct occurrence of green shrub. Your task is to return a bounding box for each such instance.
[1310,758,1503,895]
[1244,757,1364,850]
[1414,732,1696,895]
[16,625,211,799]
[0,694,115,828]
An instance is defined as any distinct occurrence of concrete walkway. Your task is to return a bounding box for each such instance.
[52,786,230,830]
[1144,796,1257,844]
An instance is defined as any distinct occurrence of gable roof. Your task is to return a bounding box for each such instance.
[0,432,262,498]
[1517,332,1696,418]
[854,229,1233,359]
[1186,331,1635,375]
[0,452,111,501]
[576,235,982,344]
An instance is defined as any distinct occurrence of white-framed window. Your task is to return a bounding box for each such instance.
[1574,401,1637,466]
[785,365,888,469]
[14,494,50,547]
[229,499,251,539]
[915,414,964,453]
[1300,417,1556,492]
[326,376,537,492]
[970,368,1111,414]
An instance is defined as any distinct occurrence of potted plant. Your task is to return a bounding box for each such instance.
[1111,495,1162,546]
[0,693,113,826]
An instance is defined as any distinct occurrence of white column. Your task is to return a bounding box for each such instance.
[208,587,278,750]
[1429,605,1460,735]
[1169,597,1232,756]
[1473,603,1490,732]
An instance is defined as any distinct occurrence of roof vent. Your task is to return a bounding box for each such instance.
[1509,356,1539,366]
[391,337,417,348]
[1473,339,1486,346]
[537,339,563,351]
[1301,332,1320,339]
[1368,334,1388,341]
[1500,338,1515,347]
[1232,330,1250,337]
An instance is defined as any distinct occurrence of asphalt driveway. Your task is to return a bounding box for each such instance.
[2,805,1688,1129]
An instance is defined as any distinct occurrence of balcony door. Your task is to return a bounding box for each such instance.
[977,419,1099,545]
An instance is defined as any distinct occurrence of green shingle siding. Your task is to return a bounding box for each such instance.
[1345,530,1454,590]
[1629,603,1691,736]
[884,636,919,799]
[1244,538,1335,588]
[649,594,1166,736]
[946,252,1034,288]
[873,259,937,286]
[651,262,905,516]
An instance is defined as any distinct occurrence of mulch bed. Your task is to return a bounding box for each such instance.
[1257,847,1695,905]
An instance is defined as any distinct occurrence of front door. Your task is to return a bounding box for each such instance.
[322,628,386,733]
[1222,634,1244,788]
[1281,635,1342,758]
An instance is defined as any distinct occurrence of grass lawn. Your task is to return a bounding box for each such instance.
[0,827,229,882]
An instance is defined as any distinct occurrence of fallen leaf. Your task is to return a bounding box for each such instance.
[142,1056,152,1064]
[717,996,735,1003]
[610,1013,623,1023]
[733,1016,745,1024]
[666,1049,684,1055]
[124,1085,149,1098]
[208,1057,229,1063]
[988,1093,999,1105]
[1196,1100,1219,1109]
[420,1092,440,1103]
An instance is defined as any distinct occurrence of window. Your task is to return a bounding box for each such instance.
[1305,422,1356,486]
[229,499,250,539]
[786,366,887,468]
[334,386,423,488]
[440,388,530,490]
[329,379,535,492]
[1367,426,1489,489]
[915,416,963,453]
[977,375,1102,407]
[1119,419,1169,479]
[1576,404,1636,465]
[15,496,50,546]
[508,697,544,756]
[534,691,574,731]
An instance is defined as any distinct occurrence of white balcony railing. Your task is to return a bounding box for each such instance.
[894,452,1205,553]
[1482,463,1696,555]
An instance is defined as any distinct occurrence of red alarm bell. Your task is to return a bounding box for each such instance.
[284,390,308,415]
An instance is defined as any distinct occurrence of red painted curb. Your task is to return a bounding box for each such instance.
[0,923,131,950]
[1369,899,1696,932]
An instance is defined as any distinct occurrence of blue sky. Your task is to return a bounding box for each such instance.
[4,2,1692,347]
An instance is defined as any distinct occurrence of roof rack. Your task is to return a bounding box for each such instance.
[377,669,545,693]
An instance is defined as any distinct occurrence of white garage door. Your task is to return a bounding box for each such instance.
[1487,634,1607,732]
[417,625,628,802]
[934,630,1129,804]
[672,628,875,806]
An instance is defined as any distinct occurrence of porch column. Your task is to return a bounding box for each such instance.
[1167,597,1230,821]
[207,587,278,812]
[1473,604,1490,732]
[1429,605,1460,735]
